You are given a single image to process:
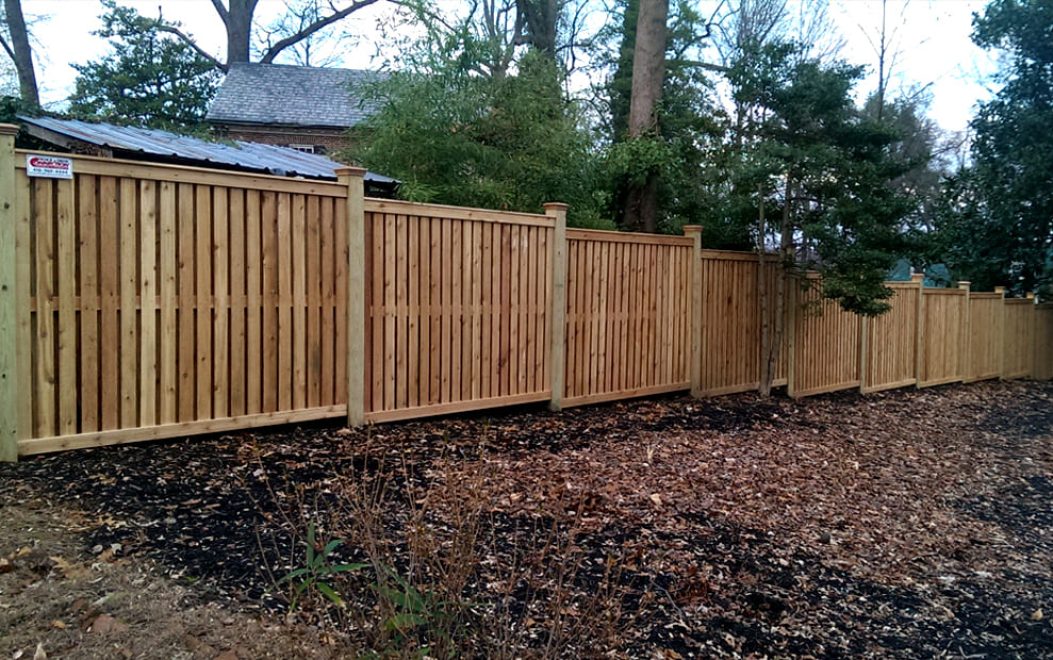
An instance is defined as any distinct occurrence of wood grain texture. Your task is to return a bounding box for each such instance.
[10,151,1051,457]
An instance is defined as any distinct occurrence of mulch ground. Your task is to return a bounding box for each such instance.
[1,380,1052,658]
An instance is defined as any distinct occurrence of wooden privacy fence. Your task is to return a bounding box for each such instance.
[562,229,693,406]
[362,200,554,421]
[1,127,1051,459]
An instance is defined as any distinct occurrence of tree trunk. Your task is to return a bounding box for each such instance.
[517,0,560,57]
[224,0,257,66]
[4,0,38,108]
[761,173,795,396]
[623,0,667,233]
[757,186,772,396]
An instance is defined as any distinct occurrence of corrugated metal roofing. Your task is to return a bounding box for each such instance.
[18,115,396,184]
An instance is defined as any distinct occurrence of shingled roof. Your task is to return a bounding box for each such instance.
[207,63,384,129]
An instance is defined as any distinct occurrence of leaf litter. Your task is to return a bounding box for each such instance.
[0,380,1051,657]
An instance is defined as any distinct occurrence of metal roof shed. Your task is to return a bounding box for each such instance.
[17,115,398,196]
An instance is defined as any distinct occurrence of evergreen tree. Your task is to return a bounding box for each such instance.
[937,0,1053,296]
[721,44,915,393]
[69,1,220,130]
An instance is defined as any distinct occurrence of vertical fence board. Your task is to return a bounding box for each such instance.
[245,190,263,415]
[139,180,157,427]
[12,151,1053,456]
[194,185,212,420]
[229,189,246,416]
[159,182,177,424]
[78,176,99,432]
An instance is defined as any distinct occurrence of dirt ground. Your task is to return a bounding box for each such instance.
[1,380,1051,658]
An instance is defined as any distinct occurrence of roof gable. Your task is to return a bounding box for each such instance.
[207,63,384,129]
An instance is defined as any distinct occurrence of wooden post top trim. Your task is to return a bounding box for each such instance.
[363,197,553,227]
[335,166,367,178]
[681,225,703,236]
[543,201,569,212]
[910,272,924,283]
[567,228,693,247]
[0,124,18,137]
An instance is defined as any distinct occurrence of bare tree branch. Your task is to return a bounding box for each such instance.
[259,0,381,63]
[154,24,226,71]
[0,33,15,62]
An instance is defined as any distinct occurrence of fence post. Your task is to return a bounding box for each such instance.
[959,281,971,381]
[912,272,925,387]
[682,226,703,397]
[337,166,367,427]
[1027,291,1036,378]
[544,202,568,411]
[858,313,870,394]
[994,285,1006,378]
[0,124,18,462]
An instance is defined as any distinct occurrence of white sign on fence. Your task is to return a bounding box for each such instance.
[26,154,73,179]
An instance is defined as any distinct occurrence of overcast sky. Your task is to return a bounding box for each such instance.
[22,0,998,133]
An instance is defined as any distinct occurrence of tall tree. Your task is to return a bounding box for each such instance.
[69,1,221,129]
[601,0,723,235]
[137,0,381,71]
[0,0,38,108]
[938,0,1053,296]
[725,45,914,394]
[622,0,668,233]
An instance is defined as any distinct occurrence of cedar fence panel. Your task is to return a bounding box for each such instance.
[362,199,554,422]
[562,229,692,406]
[788,279,862,398]
[966,293,1003,382]
[918,288,968,387]
[862,281,921,393]
[1003,299,1034,379]
[697,251,787,396]
[4,137,1052,460]
[16,155,349,456]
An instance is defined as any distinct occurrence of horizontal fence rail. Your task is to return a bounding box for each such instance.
[362,200,554,422]
[563,229,692,407]
[789,280,863,398]
[862,281,920,393]
[13,154,349,456]
[696,251,788,397]
[0,131,1050,459]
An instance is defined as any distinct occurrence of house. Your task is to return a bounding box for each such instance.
[17,115,399,196]
[206,63,383,156]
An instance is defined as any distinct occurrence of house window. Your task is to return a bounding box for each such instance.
[288,143,316,153]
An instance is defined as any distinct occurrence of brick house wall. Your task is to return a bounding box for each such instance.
[214,124,350,157]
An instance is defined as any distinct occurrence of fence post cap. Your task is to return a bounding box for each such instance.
[910,273,924,283]
[681,225,703,235]
[1026,291,1035,300]
[542,202,569,212]
[334,166,367,178]
[0,123,18,137]
[957,280,971,290]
